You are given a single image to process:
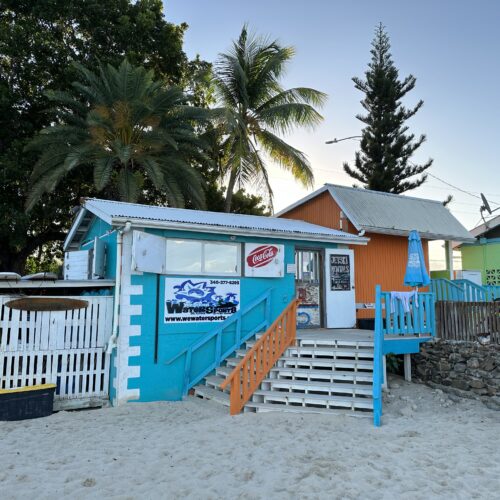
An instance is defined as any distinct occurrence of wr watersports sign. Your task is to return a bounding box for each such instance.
[244,243,284,277]
[164,278,240,323]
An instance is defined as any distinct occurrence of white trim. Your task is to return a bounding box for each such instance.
[358,226,475,242]
[0,279,115,289]
[63,208,88,250]
[111,217,369,246]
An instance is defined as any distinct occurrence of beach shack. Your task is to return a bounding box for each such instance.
[456,214,500,286]
[277,184,474,321]
[63,198,368,406]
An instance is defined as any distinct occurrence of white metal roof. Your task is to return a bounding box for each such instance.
[470,214,500,238]
[276,184,474,242]
[64,198,368,250]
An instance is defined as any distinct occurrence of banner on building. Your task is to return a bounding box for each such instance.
[244,243,284,277]
[164,277,240,323]
[330,254,351,291]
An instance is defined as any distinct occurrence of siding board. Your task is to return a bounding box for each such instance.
[280,194,430,319]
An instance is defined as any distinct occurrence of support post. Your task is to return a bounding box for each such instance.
[445,240,454,280]
[404,353,412,382]
[382,355,388,390]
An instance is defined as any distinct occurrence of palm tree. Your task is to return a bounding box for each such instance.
[213,26,327,212]
[26,59,208,211]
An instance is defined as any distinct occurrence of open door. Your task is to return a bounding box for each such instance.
[325,249,356,328]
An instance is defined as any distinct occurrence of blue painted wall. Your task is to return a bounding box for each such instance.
[80,218,338,403]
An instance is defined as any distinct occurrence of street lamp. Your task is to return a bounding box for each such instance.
[325,135,361,144]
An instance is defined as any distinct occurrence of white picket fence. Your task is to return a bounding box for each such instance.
[0,295,113,408]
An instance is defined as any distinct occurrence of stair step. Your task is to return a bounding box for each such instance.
[193,385,229,406]
[278,357,373,370]
[245,401,371,418]
[252,390,373,411]
[287,346,374,359]
[261,379,372,395]
[205,375,227,391]
[270,367,373,383]
[298,338,373,349]
[225,357,244,367]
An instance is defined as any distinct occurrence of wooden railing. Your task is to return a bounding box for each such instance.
[165,290,272,396]
[220,299,298,415]
[373,286,436,427]
[436,301,500,343]
[431,278,465,301]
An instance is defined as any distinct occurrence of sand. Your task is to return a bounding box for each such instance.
[1,377,499,499]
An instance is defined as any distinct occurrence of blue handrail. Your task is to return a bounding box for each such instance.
[431,278,465,301]
[165,289,272,395]
[485,285,500,301]
[373,285,436,426]
[453,279,487,301]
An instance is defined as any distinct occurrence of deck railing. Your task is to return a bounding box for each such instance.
[220,299,298,415]
[431,278,465,301]
[373,286,436,426]
[431,278,500,303]
[165,289,272,395]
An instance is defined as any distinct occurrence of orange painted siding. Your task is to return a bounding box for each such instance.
[283,191,354,234]
[280,194,430,318]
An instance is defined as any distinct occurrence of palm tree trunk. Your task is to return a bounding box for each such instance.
[224,168,238,213]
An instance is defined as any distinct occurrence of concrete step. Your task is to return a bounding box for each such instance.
[205,375,227,392]
[270,367,373,383]
[252,390,373,411]
[245,401,372,418]
[277,356,373,371]
[193,385,229,406]
[298,338,373,349]
[287,346,374,359]
[260,378,372,396]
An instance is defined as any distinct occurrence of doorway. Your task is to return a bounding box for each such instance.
[295,249,323,329]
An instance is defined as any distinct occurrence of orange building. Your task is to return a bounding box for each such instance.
[278,184,473,322]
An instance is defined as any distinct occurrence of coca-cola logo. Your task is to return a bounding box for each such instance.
[246,245,279,268]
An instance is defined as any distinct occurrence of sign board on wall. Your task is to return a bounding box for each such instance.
[330,254,351,291]
[244,243,284,277]
[164,277,240,323]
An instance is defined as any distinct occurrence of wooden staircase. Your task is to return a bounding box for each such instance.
[194,332,374,416]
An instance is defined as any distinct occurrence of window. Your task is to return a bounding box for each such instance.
[165,238,240,276]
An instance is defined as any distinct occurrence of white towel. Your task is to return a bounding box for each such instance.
[390,291,418,313]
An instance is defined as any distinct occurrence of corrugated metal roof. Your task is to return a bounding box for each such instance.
[470,214,500,238]
[325,184,473,241]
[71,198,367,246]
[276,184,474,242]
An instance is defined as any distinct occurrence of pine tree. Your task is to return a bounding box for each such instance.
[344,23,432,193]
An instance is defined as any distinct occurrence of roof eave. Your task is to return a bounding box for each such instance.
[110,216,369,245]
[361,226,475,242]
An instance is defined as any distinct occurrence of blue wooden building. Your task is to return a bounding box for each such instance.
[64,198,369,406]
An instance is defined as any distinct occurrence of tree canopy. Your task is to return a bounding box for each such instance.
[343,23,432,194]
[213,26,326,212]
[0,1,226,273]
[27,59,208,210]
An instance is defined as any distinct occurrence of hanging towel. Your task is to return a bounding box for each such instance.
[390,291,418,313]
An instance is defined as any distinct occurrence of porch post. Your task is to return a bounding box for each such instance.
[445,240,454,280]
[404,354,412,382]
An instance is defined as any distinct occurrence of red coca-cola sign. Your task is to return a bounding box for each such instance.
[246,245,278,268]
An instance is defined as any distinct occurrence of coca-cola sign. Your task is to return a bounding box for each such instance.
[246,245,278,268]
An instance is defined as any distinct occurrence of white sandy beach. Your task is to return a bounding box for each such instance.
[1,377,499,500]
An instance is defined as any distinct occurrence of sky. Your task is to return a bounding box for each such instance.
[165,0,500,268]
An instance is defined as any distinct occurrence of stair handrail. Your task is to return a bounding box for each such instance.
[453,278,487,302]
[220,298,298,415]
[485,285,500,302]
[430,278,465,301]
[165,289,272,395]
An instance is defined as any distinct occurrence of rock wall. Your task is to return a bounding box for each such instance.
[412,340,500,410]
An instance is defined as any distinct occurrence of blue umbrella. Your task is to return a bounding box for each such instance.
[404,230,430,288]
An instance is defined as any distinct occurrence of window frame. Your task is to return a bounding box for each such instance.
[164,238,242,277]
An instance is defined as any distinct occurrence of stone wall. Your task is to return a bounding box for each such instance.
[412,340,500,410]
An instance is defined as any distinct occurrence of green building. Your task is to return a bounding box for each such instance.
[458,215,500,285]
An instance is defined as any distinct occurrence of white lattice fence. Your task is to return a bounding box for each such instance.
[0,295,113,405]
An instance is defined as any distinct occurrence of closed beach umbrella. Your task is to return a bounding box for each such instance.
[404,230,430,287]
